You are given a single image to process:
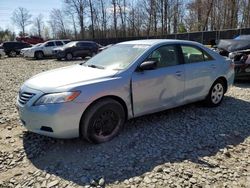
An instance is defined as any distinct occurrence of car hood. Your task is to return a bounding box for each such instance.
[24,64,118,92]
[21,47,31,51]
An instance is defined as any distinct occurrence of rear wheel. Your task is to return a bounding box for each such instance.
[80,98,125,144]
[205,79,225,107]
[35,51,44,60]
[66,53,73,61]
[9,50,17,57]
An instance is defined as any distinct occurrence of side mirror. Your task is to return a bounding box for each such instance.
[138,60,157,71]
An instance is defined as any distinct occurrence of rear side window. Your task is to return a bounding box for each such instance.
[55,41,63,46]
[63,40,70,44]
[181,45,214,64]
[77,42,91,47]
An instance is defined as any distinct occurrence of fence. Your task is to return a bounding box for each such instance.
[92,28,250,46]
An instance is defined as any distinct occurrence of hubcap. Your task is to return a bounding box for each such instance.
[211,83,224,104]
[92,110,119,137]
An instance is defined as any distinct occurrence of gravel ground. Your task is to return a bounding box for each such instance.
[0,57,249,188]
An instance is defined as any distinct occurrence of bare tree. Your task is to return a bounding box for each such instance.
[11,7,32,35]
[100,0,107,38]
[88,0,95,38]
[64,0,87,39]
[49,9,67,38]
[33,14,43,37]
[111,0,118,37]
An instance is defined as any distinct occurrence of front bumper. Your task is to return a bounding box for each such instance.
[0,49,5,57]
[55,51,65,58]
[16,86,89,139]
[235,64,250,79]
[23,50,35,58]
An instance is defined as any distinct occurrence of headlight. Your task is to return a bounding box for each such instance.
[34,91,80,105]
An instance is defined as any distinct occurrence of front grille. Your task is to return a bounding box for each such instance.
[18,92,35,105]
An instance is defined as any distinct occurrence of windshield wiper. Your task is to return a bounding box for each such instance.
[87,64,105,69]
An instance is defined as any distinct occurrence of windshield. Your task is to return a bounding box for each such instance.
[64,41,77,48]
[84,44,150,70]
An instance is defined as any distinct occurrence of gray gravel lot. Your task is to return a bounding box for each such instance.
[0,57,249,188]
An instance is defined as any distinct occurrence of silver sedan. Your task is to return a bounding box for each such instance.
[16,40,234,143]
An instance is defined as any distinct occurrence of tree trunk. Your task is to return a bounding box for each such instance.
[89,0,95,39]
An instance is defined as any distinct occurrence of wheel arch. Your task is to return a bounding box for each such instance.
[35,50,44,55]
[79,95,128,136]
[214,76,228,93]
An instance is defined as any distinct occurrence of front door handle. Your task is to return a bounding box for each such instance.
[211,64,216,69]
[175,71,182,77]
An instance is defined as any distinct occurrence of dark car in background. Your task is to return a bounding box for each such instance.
[0,41,32,57]
[53,41,99,60]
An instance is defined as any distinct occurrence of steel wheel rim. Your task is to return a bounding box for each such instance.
[92,110,119,138]
[10,51,16,57]
[211,83,224,104]
[67,53,72,60]
[38,52,43,58]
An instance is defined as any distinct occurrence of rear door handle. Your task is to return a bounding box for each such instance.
[175,71,182,77]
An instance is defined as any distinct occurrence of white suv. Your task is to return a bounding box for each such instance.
[23,40,70,59]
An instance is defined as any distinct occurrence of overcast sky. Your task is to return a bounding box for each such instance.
[0,0,63,32]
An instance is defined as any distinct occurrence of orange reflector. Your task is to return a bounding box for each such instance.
[66,92,80,101]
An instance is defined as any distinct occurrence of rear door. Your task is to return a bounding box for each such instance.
[76,42,91,57]
[131,45,185,117]
[55,41,64,47]
[180,45,216,102]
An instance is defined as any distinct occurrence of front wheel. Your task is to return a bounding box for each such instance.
[80,99,125,144]
[205,79,225,107]
[35,51,44,59]
[9,50,17,57]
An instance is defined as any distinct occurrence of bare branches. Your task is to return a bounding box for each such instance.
[11,7,32,35]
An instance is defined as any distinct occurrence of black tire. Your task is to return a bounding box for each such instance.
[80,98,125,144]
[57,57,62,61]
[205,79,226,107]
[35,51,44,60]
[8,50,17,57]
[66,53,73,61]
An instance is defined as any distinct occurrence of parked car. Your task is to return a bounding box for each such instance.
[16,39,234,143]
[53,41,99,60]
[23,39,70,59]
[0,46,6,58]
[217,38,250,80]
[228,50,250,80]
[99,44,113,52]
[20,43,42,56]
[1,41,32,57]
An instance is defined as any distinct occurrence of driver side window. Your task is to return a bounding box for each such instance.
[46,42,55,47]
[147,45,180,68]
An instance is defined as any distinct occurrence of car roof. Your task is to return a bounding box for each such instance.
[119,39,201,46]
[46,39,70,42]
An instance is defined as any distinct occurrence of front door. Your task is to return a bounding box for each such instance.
[44,42,55,56]
[131,45,185,117]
